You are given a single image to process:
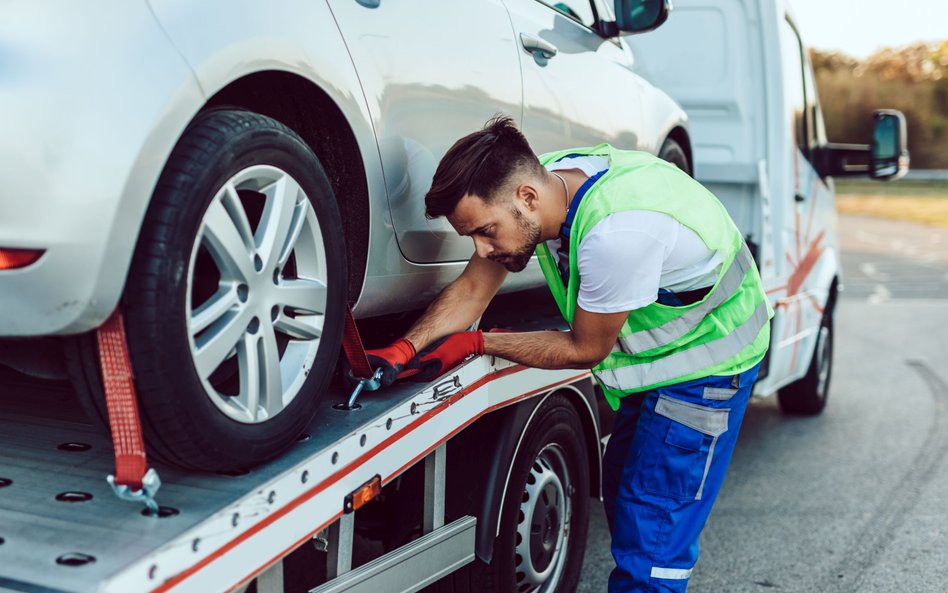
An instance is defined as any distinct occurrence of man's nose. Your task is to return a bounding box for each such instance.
[473,236,494,259]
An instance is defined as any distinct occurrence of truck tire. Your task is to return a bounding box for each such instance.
[66,109,346,471]
[658,137,691,176]
[778,305,834,415]
[433,395,590,593]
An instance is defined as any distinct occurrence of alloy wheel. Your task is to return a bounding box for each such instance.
[186,164,328,424]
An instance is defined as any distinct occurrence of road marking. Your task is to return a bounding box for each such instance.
[855,230,879,243]
[868,284,891,304]
[890,239,919,257]
[859,262,889,280]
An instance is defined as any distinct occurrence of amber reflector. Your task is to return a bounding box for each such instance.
[345,475,382,513]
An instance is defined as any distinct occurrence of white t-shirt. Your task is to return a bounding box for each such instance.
[545,156,723,314]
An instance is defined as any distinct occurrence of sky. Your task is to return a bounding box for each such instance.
[789,0,947,58]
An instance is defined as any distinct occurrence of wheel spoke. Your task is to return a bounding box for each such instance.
[191,286,240,336]
[202,198,255,282]
[278,199,310,269]
[274,313,322,341]
[220,182,256,251]
[194,308,251,380]
[275,278,327,315]
[258,322,285,419]
[236,334,261,421]
[256,174,303,271]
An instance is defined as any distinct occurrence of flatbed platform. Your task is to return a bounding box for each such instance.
[0,356,589,593]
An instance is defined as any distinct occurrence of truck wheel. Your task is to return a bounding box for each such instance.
[66,109,346,470]
[469,395,590,593]
[658,137,691,176]
[778,306,834,415]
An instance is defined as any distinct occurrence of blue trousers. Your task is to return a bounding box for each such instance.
[602,364,760,592]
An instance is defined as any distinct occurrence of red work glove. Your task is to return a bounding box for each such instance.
[364,338,416,387]
[405,331,484,383]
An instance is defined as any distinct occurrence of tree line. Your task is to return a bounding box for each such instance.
[812,41,948,169]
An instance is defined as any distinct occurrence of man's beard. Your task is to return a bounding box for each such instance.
[490,207,541,272]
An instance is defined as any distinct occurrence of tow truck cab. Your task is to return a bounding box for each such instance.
[623,0,908,413]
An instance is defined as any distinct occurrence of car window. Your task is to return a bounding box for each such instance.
[779,18,809,157]
[537,0,597,28]
[802,52,828,149]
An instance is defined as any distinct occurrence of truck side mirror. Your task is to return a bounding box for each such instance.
[614,0,671,33]
[870,110,909,180]
[814,109,910,180]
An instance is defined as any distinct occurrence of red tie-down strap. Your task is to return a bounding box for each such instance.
[96,311,149,491]
[342,304,375,379]
[341,304,420,383]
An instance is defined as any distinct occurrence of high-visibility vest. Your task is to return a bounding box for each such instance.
[536,144,773,410]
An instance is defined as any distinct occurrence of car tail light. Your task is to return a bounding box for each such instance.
[0,248,45,270]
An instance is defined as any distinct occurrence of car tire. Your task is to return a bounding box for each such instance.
[66,109,346,471]
[778,305,834,415]
[433,395,590,593]
[658,137,691,176]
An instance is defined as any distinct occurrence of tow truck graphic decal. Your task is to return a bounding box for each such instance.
[767,147,831,373]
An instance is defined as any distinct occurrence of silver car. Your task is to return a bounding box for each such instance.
[0,0,689,470]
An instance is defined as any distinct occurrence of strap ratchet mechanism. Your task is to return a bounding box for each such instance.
[342,305,383,409]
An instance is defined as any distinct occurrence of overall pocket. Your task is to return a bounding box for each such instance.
[641,396,729,500]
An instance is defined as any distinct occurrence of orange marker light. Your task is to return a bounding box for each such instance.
[344,475,382,513]
[0,248,44,270]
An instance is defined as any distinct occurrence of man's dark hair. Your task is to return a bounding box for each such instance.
[425,115,543,219]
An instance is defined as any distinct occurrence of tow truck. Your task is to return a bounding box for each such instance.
[0,291,605,593]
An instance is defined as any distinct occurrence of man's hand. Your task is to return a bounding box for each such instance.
[365,338,416,387]
[405,331,484,382]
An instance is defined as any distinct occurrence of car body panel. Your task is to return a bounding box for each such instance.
[0,1,203,335]
[0,0,689,334]
[506,0,688,157]
[327,0,523,265]
[507,0,647,153]
[105,0,545,320]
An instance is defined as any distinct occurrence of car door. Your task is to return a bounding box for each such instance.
[774,15,837,381]
[502,0,647,155]
[326,0,522,264]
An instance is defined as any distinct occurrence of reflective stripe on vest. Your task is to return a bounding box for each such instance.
[618,244,755,354]
[595,300,770,391]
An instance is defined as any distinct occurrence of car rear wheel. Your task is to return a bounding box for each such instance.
[658,136,691,176]
[67,109,346,470]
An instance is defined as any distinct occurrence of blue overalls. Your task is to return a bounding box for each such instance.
[602,363,759,592]
[553,160,760,591]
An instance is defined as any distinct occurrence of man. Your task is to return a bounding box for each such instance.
[364,116,772,592]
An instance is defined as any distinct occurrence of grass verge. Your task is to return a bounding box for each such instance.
[835,179,948,228]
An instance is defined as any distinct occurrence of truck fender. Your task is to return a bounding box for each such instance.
[452,380,601,564]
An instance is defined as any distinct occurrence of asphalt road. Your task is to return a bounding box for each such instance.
[577,213,948,592]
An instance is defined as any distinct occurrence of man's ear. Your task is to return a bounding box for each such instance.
[517,183,540,211]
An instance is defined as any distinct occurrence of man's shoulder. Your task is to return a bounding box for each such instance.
[583,210,678,238]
